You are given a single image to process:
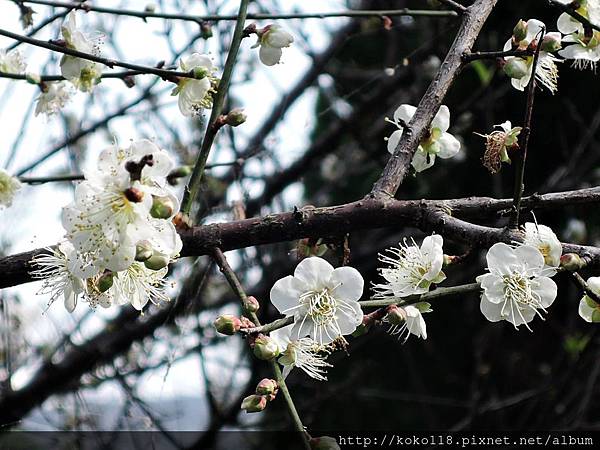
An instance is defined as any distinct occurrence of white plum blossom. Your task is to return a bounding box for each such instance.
[0,169,22,208]
[372,235,446,299]
[109,262,170,311]
[386,104,461,173]
[31,242,86,312]
[578,277,600,322]
[503,19,560,93]
[34,81,72,116]
[271,324,332,381]
[477,243,558,330]
[270,257,364,345]
[0,49,26,73]
[32,139,180,313]
[556,1,600,70]
[253,24,294,66]
[385,303,430,342]
[60,12,103,92]
[476,120,522,173]
[172,53,216,116]
[522,222,562,269]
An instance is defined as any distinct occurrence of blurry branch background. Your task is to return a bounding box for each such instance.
[1,0,600,448]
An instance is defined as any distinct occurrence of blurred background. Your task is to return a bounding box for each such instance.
[0,0,599,448]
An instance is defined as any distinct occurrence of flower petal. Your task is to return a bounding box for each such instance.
[330,266,364,302]
[270,275,305,315]
[294,257,334,290]
[431,105,450,132]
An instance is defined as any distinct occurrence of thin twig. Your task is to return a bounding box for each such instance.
[211,248,311,450]
[0,27,204,82]
[571,272,600,304]
[0,68,175,82]
[19,1,459,20]
[462,49,532,62]
[179,0,250,216]
[436,0,468,14]
[509,27,545,228]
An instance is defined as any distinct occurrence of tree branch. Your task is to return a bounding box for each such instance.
[3,188,600,290]
[370,0,497,198]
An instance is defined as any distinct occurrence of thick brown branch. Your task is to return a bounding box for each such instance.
[3,187,600,290]
[370,0,497,197]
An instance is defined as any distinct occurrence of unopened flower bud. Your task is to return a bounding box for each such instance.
[150,195,175,219]
[97,271,115,293]
[241,394,267,413]
[503,58,529,79]
[26,72,41,85]
[244,296,260,313]
[560,253,584,271]
[386,305,407,326]
[253,335,279,360]
[255,378,278,398]
[214,314,242,335]
[124,187,145,203]
[135,240,154,262]
[143,252,170,270]
[167,166,192,185]
[513,19,527,42]
[224,108,247,127]
[201,22,213,39]
[310,436,341,450]
[144,3,156,13]
[541,33,562,52]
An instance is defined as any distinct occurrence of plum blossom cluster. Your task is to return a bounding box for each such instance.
[386,104,461,173]
[32,139,182,312]
[477,222,562,330]
[502,19,561,93]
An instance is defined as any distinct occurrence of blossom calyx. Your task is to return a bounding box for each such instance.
[97,271,115,293]
[503,58,529,79]
[253,334,280,360]
[513,19,528,43]
[385,305,407,326]
[214,314,242,335]
[241,394,267,413]
[541,34,562,52]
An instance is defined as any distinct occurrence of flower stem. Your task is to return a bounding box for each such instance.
[211,248,311,449]
[180,0,251,217]
[509,27,544,229]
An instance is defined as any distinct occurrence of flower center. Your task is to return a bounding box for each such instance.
[300,288,337,325]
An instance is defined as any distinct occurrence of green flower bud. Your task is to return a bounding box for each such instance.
[253,335,279,360]
[241,394,267,413]
[97,271,115,293]
[255,378,278,398]
[244,296,260,313]
[541,34,562,52]
[135,240,154,262]
[560,253,584,271]
[201,22,213,40]
[503,58,529,79]
[143,252,170,270]
[513,20,527,43]
[150,195,175,219]
[224,108,247,127]
[213,314,242,335]
[310,436,341,450]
